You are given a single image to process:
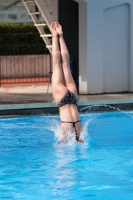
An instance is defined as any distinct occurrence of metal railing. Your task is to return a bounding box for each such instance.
[0,33,51,87]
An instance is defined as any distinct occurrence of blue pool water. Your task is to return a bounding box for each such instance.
[0,111,133,200]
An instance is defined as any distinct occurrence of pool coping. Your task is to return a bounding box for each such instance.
[0,98,133,116]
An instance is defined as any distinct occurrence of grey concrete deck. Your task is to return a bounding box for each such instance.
[0,85,133,115]
[0,85,133,104]
[0,85,53,104]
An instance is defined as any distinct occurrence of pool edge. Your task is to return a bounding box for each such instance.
[0,99,133,116]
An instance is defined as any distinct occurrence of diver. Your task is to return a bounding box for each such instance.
[50,22,84,144]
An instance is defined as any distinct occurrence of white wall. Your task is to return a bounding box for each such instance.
[52,0,58,21]
[78,2,88,94]
[77,0,133,94]
[103,4,129,92]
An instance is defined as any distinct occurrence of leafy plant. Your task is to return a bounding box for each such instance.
[0,22,50,54]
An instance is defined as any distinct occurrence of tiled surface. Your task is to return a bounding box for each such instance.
[0,85,52,94]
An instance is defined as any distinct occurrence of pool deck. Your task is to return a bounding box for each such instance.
[0,85,133,115]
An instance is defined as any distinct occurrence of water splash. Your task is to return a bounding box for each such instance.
[45,118,93,146]
[80,104,133,119]
[41,104,133,146]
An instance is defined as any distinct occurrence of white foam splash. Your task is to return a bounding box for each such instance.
[46,117,94,147]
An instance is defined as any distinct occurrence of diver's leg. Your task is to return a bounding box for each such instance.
[55,22,77,97]
[50,22,68,104]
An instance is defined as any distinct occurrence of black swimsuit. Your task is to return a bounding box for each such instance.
[57,90,80,141]
[57,90,77,108]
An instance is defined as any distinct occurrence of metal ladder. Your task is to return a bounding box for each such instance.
[22,0,52,54]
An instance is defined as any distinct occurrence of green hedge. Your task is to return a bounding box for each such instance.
[0,22,50,54]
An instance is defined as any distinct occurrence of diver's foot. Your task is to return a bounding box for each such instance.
[55,22,63,35]
[50,22,58,36]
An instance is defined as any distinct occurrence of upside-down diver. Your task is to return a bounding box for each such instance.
[50,22,84,144]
